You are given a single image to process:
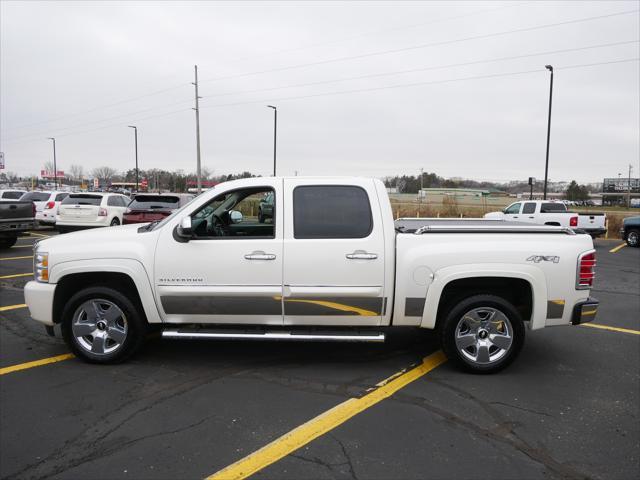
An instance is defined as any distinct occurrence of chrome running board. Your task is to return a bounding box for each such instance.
[162,329,385,343]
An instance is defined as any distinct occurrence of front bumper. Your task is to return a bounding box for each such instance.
[24,280,56,326]
[571,297,599,325]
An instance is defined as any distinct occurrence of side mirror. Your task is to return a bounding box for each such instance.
[176,216,192,241]
[229,210,243,224]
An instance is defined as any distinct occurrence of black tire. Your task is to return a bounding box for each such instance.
[57,226,68,234]
[626,229,639,248]
[110,217,120,226]
[61,286,147,364]
[440,294,525,374]
[0,237,17,249]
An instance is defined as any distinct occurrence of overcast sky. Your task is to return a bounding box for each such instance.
[1,1,638,184]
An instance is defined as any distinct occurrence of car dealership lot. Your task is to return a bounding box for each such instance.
[1,232,638,480]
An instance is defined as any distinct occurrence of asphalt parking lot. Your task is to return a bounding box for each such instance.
[1,232,638,480]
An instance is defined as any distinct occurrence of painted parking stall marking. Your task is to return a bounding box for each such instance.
[582,323,640,335]
[0,255,33,261]
[0,304,28,312]
[0,354,74,376]
[207,351,447,480]
[609,243,627,253]
[0,272,32,279]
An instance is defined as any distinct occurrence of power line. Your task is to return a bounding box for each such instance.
[198,8,639,85]
[0,3,527,134]
[200,58,639,110]
[1,82,190,133]
[3,99,194,143]
[202,40,638,100]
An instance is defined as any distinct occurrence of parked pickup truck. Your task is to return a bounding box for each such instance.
[485,200,607,237]
[24,177,599,373]
[0,200,35,248]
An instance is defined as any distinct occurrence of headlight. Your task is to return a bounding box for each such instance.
[34,251,49,283]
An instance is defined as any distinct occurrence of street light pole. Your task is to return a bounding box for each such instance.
[267,105,277,176]
[47,137,57,189]
[628,164,633,208]
[128,126,139,192]
[193,65,202,194]
[543,65,554,200]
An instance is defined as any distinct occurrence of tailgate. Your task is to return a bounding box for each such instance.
[0,202,33,221]
[577,212,606,229]
[58,204,99,219]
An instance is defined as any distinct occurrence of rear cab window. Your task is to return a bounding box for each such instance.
[2,191,24,199]
[62,194,103,206]
[293,185,373,239]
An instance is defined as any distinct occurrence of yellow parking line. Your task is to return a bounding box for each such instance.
[28,232,50,238]
[0,353,74,376]
[0,272,32,279]
[582,323,640,335]
[609,243,626,253]
[10,245,35,249]
[0,255,33,261]
[207,350,447,480]
[0,304,27,312]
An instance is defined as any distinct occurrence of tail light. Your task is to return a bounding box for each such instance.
[98,208,108,216]
[570,216,578,227]
[576,250,596,289]
[45,201,55,210]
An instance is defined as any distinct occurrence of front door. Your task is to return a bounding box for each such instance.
[282,179,386,326]
[154,179,283,324]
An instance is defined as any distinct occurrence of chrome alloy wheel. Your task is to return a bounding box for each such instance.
[454,307,513,365]
[72,299,128,355]
[628,231,639,247]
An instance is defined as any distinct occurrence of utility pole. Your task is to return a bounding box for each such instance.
[419,168,424,203]
[193,65,202,194]
[628,164,633,208]
[128,126,139,192]
[267,105,277,176]
[47,137,57,189]
[543,65,553,200]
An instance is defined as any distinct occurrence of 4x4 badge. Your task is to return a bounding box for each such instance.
[527,255,560,263]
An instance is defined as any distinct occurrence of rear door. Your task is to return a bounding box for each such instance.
[282,179,386,326]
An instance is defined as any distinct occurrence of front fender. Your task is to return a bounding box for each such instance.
[49,258,162,324]
[421,263,548,330]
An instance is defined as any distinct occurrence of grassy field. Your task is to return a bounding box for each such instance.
[389,199,637,239]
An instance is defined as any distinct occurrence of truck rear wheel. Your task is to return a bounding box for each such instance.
[0,237,17,249]
[626,229,639,247]
[61,286,147,364]
[440,294,524,374]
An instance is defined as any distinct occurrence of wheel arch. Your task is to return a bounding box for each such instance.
[50,259,162,325]
[421,265,547,330]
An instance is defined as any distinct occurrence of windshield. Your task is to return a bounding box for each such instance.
[128,195,180,210]
[148,192,204,231]
[62,194,103,206]
[20,192,50,202]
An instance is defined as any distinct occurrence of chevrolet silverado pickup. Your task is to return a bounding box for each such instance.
[485,200,607,237]
[24,177,599,373]
[0,200,35,248]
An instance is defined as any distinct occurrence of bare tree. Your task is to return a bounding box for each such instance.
[69,164,84,181]
[42,161,54,173]
[92,166,118,185]
[200,166,213,180]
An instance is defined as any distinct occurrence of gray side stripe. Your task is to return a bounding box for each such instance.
[161,295,387,316]
[162,296,282,315]
[405,297,426,317]
[547,300,565,319]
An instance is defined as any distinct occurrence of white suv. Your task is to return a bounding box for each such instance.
[56,193,129,232]
[23,191,70,225]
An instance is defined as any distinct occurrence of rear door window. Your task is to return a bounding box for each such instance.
[540,203,567,213]
[293,185,373,239]
[62,195,103,206]
[55,193,68,202]
[522,202,536,214]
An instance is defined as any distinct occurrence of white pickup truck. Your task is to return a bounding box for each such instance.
[485,200,607,238]
[24,177,599,373]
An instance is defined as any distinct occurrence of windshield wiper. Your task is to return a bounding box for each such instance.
[145,220,161,231]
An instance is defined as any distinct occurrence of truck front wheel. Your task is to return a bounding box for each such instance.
[626,229,639,247]
[61,286,147,364]
[440,294,525,374]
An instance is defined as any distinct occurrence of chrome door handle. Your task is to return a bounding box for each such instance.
[244,251,276,260]
[346,250,377,260]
